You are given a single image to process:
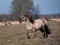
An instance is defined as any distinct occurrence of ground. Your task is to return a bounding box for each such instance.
[0,20,60,45]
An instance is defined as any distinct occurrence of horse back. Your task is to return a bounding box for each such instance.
[41,18,48,25]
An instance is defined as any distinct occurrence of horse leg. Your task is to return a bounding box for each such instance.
[33,31,36,38]
[43,32,48,38]
[33,29,36,38]
[43,25,48,38]
[46,33,48,38]
[43,31,46,38]
[42,25,47,38]
[27,31,30,39]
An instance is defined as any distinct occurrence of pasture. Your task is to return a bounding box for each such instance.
[0,20,60,45]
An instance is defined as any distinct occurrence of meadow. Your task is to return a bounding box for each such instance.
[0,20,60,45]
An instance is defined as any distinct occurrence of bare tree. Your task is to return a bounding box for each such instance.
[11,0,34,16]
[31,4,40,19]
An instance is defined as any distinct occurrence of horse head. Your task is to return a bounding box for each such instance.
[19,14,35,24]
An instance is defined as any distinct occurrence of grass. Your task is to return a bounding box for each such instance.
[0,21,60,45]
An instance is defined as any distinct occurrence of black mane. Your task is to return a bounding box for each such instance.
[29,17,35,24]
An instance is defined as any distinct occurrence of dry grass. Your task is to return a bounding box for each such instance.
[0,20,60,45]
[49,18,60,21]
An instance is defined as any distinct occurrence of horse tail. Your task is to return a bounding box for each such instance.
[42,24,51,38]
[44,24,51,34]
[41,18,50,34]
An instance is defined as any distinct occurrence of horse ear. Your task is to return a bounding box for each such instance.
[24,14,32,19]
[24,14,29,18]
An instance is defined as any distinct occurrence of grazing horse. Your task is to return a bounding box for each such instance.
[20,14,50,39]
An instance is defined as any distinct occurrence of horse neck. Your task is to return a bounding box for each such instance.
[26,19,33,25]
[26,19,31,24]
[25,19,33,28]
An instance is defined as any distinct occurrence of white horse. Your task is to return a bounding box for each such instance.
[20,14,50,39]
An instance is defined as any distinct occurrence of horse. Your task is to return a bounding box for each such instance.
[20,14,51,39]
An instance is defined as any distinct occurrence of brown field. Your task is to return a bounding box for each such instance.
[49,18,60,21]
[0,20,60,45]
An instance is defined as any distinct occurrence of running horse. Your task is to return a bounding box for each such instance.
[20,14,51,39]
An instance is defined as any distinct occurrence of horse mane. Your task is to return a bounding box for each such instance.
[24,14,35,24]
[29,16,35,24]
